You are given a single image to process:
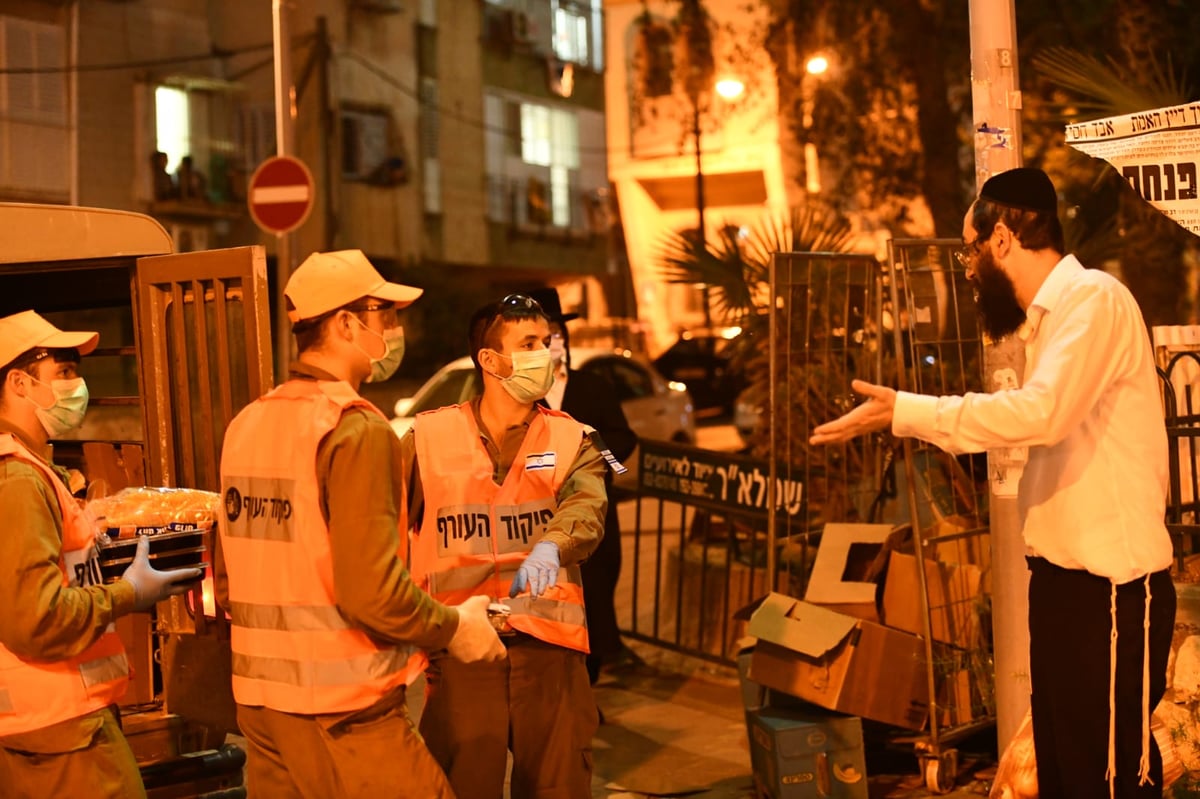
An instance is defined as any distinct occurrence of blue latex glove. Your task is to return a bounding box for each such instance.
[509,541,560,598]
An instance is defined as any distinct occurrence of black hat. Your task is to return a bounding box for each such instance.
[525,288,579,324]
[979,167,1058,214]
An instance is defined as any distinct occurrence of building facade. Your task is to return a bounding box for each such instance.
[603,0,787,355]
[0,0,615,367]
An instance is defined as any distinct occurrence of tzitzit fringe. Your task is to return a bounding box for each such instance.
[1105,575,1155,799]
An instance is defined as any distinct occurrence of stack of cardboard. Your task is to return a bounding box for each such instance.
[741,523,987,737]
[736,642,869,799]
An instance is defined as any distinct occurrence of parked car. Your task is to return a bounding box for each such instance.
[389,347,696,493]
[652,326,747,419]
[733,385,763,447]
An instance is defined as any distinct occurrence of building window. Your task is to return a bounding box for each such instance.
[341,107,391,182]
[520,103,578,227]
[144,81,246,205]
[155,86,190,174]
[0,16,68,199]
[520,103,578,171]
[552,2,588,65]
[419,77,441,213]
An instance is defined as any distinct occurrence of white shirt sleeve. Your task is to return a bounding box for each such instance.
[892,280,1135,455]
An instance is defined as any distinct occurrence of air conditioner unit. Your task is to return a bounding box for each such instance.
[512,12,533,45]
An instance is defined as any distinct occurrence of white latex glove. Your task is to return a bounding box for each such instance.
[120,535,204,613]
[447,595,506,663]
[509,541,560,598]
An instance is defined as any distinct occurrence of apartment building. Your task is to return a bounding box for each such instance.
[0,0,616,347]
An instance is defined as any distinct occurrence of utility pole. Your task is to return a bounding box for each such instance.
[693,100,711,331]
[967,0,1028,752]
[272,0,297,383]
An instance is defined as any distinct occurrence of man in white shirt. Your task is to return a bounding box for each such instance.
[811,167,1175,799]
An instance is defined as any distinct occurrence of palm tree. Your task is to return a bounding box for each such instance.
[657,205,879,526]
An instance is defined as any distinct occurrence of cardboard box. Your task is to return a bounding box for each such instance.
[746,705,869,799]
[804,523,895,605]
[747,593,929,730]
[881,551,982,646]
[737,641,767,712]
[803,523,900,623]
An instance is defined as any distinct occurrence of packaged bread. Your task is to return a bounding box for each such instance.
[87,486,219,538]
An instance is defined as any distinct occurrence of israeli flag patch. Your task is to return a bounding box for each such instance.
[525,452,557,471]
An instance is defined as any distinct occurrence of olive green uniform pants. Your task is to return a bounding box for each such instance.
[420,635,598,799]
[237,685,454,799]
[0,706,144,799]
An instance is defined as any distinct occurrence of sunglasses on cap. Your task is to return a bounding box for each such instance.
[498,294,544,314]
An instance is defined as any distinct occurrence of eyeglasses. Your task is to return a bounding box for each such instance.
[344,301,398,326]
[347,301,396,313]
[953,234,990,268]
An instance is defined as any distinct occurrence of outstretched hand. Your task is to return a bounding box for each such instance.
[809,380,897,445]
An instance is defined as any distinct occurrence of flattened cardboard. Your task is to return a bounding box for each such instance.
[804,523,896,605]
[749,592,858,657]
[881,551,982,646]
[747,593,929,730]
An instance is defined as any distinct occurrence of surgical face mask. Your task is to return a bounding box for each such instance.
[24,375,89,437]
[548,334,566,368]
[351,316,406,383]
[490,347,555,403]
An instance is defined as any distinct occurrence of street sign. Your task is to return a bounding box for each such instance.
[247,155,314,234]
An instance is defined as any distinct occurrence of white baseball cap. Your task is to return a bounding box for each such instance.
[285,249,423,322]
[0,310,98,370]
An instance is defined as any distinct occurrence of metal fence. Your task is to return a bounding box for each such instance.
[618,440,798,663]
[1158,349,1200,563]
[615,245,994,697]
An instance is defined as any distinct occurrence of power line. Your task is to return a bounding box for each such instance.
[0,40,282,75]
[341,51,618,158]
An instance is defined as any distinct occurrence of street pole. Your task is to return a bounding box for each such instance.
[272,0,297,384]
[693,98,711,331]
[967,0,1028,752]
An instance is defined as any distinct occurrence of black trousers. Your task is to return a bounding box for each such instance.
[1027,557,1174,799]
[581,500,623,683]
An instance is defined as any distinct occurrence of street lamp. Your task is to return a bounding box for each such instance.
[801,54,831,195]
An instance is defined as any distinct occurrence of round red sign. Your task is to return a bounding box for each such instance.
[247,156,315,234]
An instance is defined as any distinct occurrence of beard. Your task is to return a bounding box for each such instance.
[971,248,1026,341]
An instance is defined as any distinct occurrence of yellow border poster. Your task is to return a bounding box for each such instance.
[1067,102,1200,236]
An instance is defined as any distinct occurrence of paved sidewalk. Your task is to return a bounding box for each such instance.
[588,643,997,799]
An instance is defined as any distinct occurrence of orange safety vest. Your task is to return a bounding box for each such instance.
[0,434,129,737]
[411,403,590,653]
[219,380,415,715]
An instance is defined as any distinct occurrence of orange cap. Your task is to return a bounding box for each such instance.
[284,249,423,322]
[0,310,98,369]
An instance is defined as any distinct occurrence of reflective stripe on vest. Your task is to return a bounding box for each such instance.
[0,434,129,735]
[219,380,415,714]
[411,403,590,653]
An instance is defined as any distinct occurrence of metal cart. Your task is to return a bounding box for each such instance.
[765,242,996,793]
[885,238,996,792]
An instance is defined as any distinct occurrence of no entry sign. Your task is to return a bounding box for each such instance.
[248,155,314,234]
